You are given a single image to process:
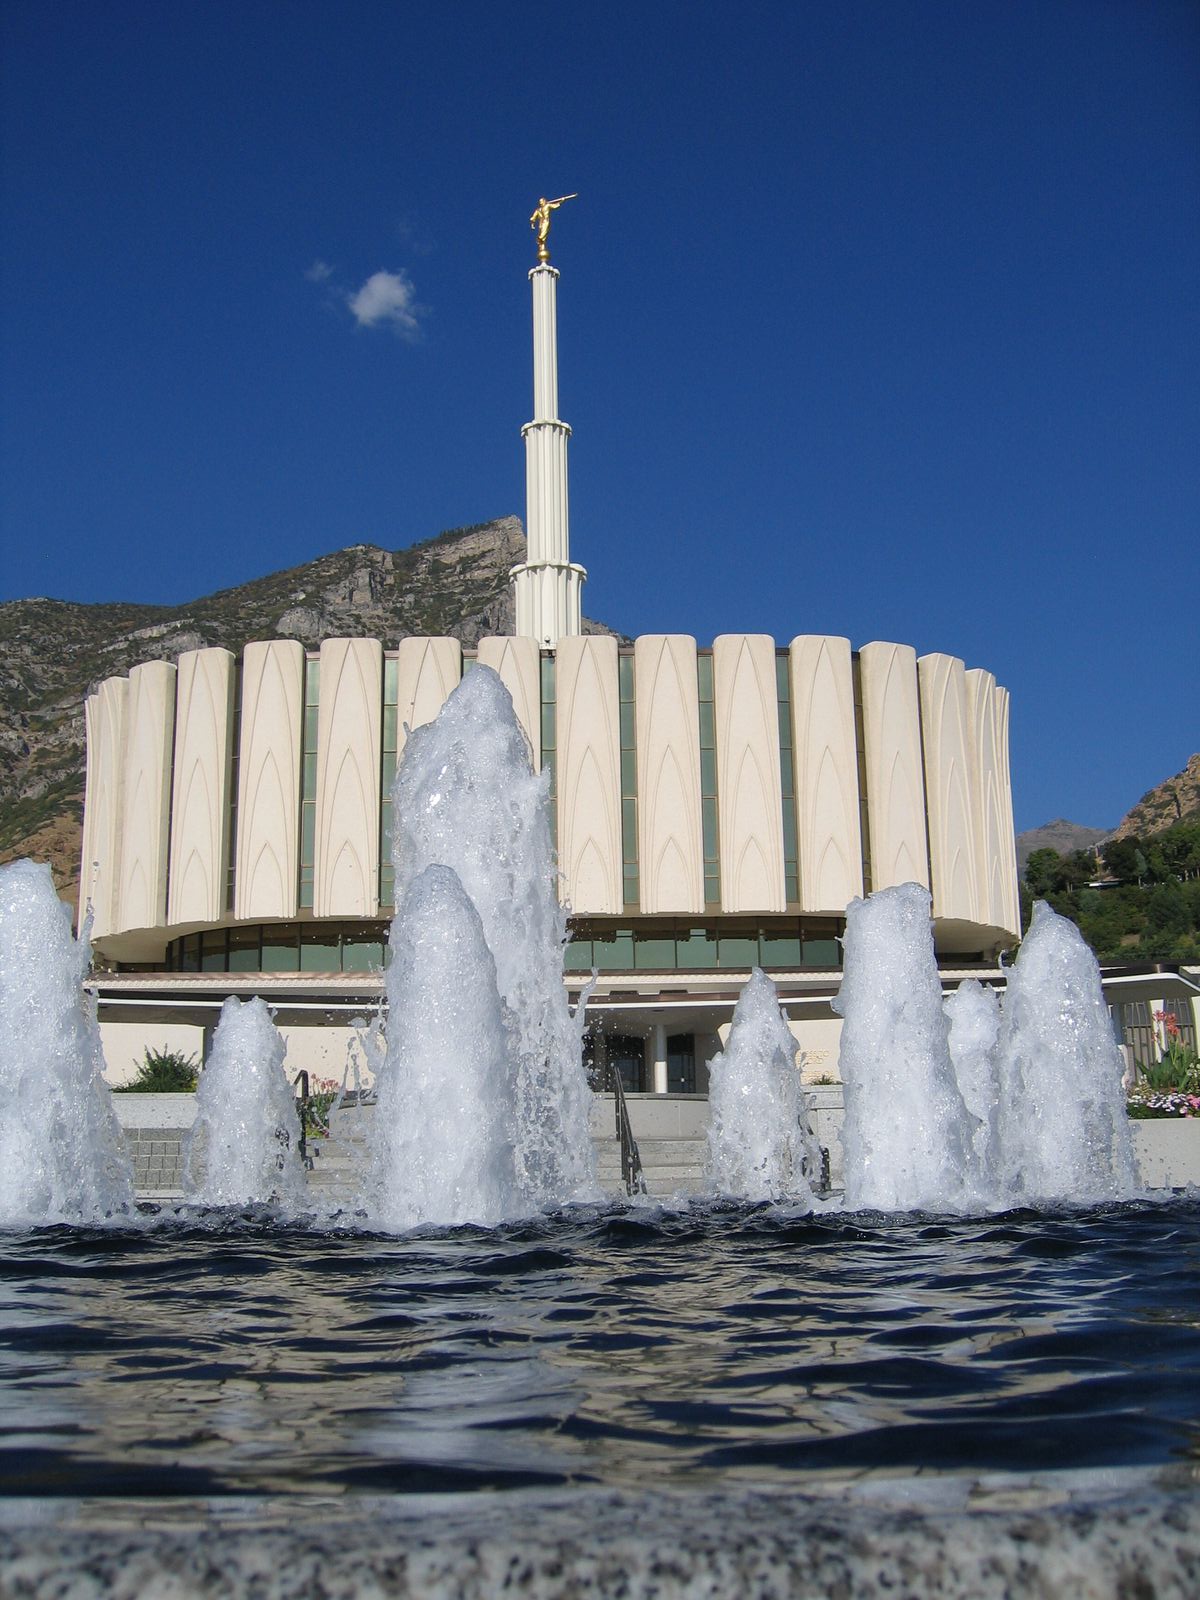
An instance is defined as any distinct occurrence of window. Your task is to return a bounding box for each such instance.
[667,1033,695,1094]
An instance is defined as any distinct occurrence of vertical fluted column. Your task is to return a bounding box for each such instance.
[511,263,586,647]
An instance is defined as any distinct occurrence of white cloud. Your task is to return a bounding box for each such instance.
[346,269,422,336]
[305,259,334,282]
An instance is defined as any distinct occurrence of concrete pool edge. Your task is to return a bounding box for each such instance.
[2,1482,1197,1598]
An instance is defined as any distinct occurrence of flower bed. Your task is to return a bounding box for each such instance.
[1126,1010,1200,1118]
[1128,1090,1200,1119]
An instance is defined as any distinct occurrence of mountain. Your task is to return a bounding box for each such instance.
[1015,820,1110,874]
[1014,755,1200,877]
[0,516,614,908]
[1110,753,1200,840]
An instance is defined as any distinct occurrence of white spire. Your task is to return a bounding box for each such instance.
[511,261,586,647]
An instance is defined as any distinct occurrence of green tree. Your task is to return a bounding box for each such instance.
[1101,836,1143,884]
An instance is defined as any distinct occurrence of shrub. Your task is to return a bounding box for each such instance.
[113,1046,200,1093]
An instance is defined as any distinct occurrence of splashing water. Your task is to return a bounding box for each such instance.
[707,968,821,1204]
[945,978,1002,1191]
[183,996,306,1210]
[370,665,598,1222]
[835,885,1142,1213]
[0,859,132,1224]
[834,884,984,1213]
[368,865,520,1228]
[994,899,1139,1205]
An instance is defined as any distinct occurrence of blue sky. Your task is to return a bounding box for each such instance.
[1,0,1196,834]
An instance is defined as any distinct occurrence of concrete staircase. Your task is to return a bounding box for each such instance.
[305,1096,716,1202]
[593,1131,709,1198]
[304,1111,372,1207]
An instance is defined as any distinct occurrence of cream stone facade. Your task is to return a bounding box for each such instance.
[82,626,1023,1090]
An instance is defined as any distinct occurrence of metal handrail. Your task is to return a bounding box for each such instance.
[293,1069,310,1168]
[607,1062,646,1196]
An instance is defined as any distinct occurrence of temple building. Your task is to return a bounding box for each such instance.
[80,221,1023,1091]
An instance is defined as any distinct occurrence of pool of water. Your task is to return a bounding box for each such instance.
[2,1195,1198,1503]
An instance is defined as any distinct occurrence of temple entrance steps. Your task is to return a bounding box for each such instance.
[591,1130,709,1197]
[591,1092,710,1198]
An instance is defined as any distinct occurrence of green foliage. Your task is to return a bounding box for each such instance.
[1023,821,1200,960]
[113,1046,199,1093]
[303,1090,337,1137]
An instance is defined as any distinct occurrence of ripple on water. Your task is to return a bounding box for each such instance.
[0,1196,1196,1500]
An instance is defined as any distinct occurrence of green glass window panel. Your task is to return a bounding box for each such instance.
[698,701,715,749]
[379,867,395,909]
[301,804,316,863]
[618,654,634,700]
[261,934,299,972]
[178,936,200,973]
[382,706,398,751]
[719,935,759,967]
[380,802,393,857]
[780,756,794,799]
[304,705,319,746]
[540,704,556,753]
[305,662,320,703]
[563,940,593,973]
[591,929,635,970]
[383,658,398,699]
[302,751,317,796]
[633,936,675,969]
[381,751,397,791]
[342,939,384,973]
[803,937,841,967]
[785,872,800,904]
[300,936,340,973]
[227,929,260,972]
[619,701,635,750]
[700,748,717,794]
[622,866,639,904]
[696,655,713,699]
[201,948,227,973]
[620,748,637,793]
[776,654,791,695]
[621,798,638,857]
[704,874,721,905]
[782,809,797,855]
[676,928,719,969]
[298,883,313,910]
[702,798,718,859]
[759,930,803,966]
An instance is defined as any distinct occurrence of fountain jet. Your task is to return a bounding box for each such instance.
[0,859,132,1224]
[707,968,821,1205]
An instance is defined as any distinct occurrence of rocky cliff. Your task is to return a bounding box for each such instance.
[1111,752,1200,839]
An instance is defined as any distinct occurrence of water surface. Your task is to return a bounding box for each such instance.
[1,1197,1197,1501]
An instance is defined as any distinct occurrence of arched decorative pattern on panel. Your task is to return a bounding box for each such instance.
[168,649,234,926]
[712,636,785,913]
[79,677,128,936]
[858,642,930,891]
[314,639,383,918]
[918,653,981,923]
[394,637,463,760]
[965,669,1015,934]
[789,636,862,914]
[555,636,622,913]
[116,661,176,933]
[634,636,703,914]
[235,641,304,921]
[476,636,541,767]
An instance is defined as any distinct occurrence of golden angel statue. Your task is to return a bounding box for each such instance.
[530,194,577,263]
